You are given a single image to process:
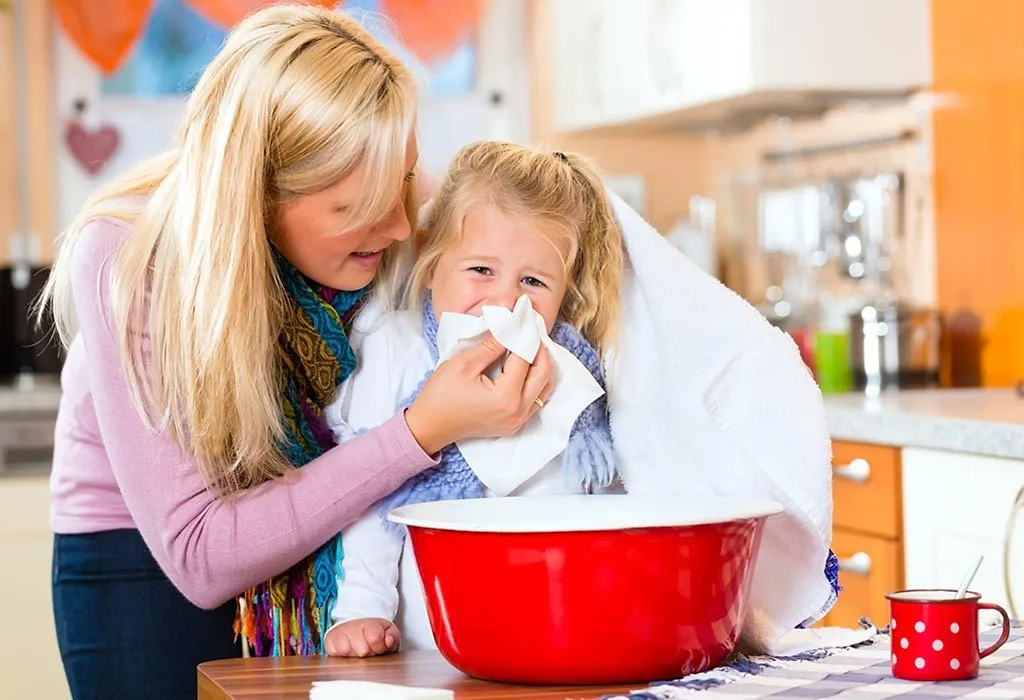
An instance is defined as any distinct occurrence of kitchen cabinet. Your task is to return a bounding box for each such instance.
[546,0,931,134]
[824,440,1024,629]
[822,440,905,628]
[0,475,69,699]
[902,448,1024,624]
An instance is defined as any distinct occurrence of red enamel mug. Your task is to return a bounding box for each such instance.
[886,589,1011,681]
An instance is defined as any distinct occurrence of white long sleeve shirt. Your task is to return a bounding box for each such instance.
[323,305,595,650]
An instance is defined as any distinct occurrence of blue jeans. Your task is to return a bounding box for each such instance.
[52,529,240,700]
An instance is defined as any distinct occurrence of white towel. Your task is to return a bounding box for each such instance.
[605,192,835,654]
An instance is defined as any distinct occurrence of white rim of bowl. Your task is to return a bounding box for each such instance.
[386,494,784,533]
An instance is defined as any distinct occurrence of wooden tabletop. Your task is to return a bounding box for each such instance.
[198,651,643,699]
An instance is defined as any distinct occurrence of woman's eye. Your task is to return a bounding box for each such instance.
[469,266,492,276]
[522,276,547,288]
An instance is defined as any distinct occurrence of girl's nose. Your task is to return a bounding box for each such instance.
[487,282,520,310]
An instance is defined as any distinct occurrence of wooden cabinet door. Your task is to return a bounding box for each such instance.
[902,448,1024,622]
[832,440,902,539]
[824,528,902,629]
[0,476,70,699]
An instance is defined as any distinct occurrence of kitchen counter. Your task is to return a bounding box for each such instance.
[824,388,1024,459]
[0,377,60,477]
[0,376,61,416]
[5,381,1024,460]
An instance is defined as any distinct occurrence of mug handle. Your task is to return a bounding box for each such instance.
[978,602,1011,659]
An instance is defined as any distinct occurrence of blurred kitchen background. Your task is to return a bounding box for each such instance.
[3,1,1024,698]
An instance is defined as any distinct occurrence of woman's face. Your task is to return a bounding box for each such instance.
[274,134,419,291]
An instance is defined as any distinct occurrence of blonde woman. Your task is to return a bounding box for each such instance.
[40,7,550,699]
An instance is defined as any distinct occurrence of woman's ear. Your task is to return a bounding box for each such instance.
[416,168,439,205]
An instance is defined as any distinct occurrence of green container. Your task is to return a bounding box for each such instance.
[814,330,851,394]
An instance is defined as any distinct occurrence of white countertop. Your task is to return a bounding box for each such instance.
[0,377,62,415]
[3,380,1023,460]
[824,389,1024,459]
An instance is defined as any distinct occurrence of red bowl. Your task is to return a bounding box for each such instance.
[388,495,781,685]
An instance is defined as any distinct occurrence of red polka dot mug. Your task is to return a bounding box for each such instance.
[886,589,1011,681]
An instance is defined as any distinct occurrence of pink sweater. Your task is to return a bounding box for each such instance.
[49,218,438,609]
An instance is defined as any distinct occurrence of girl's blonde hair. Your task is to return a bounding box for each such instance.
[410,142,623,352]
[37,5,418,495]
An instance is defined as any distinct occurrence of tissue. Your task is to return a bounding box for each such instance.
[435,295,604,495]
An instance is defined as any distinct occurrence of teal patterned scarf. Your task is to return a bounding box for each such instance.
[235,253,368,656]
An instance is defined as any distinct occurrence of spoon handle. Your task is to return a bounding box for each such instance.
[956,555,984,598]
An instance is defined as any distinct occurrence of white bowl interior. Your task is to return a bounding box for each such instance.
[387,494,783,533]
[888,589,979,602]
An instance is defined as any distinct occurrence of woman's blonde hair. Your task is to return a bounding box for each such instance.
[37,5,418,495]
[410,142,623,352]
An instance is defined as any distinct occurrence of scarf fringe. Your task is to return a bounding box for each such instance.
[563,421,616,492]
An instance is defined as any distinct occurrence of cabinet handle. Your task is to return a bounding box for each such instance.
[839,551,872,576]
[834,458,871,483]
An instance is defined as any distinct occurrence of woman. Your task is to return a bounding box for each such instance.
[40,6,551,699]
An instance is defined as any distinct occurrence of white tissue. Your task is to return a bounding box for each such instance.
[764,625,877,657]
[436,295,604,496]
[310,680,453,700]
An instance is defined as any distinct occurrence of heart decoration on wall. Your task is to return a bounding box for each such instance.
[64,105,122,177]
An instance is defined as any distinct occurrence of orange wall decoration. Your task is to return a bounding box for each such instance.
[54,0,480,76]
[53,0,154,75]
[379,0,482,64]
[187,0,335,29]
[932,0,1024,387]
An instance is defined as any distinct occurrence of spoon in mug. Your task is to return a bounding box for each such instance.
[955,555,984,599]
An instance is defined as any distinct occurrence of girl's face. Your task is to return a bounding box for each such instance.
[428,202,570,331]
[274,134,418,291]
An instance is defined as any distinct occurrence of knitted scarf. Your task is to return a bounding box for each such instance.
[376,295,616,524]
[234,253,369,657]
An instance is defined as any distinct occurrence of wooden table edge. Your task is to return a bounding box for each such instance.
[197,651,646,699]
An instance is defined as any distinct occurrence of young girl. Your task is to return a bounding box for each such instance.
[322,141,624,656]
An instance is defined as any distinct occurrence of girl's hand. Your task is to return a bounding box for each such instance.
[404,336,553,456]
[324,618,401,657]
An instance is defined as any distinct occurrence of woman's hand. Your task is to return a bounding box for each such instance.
[404,336,554,456]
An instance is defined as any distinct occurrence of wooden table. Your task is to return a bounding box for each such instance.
[198,651,642,699]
